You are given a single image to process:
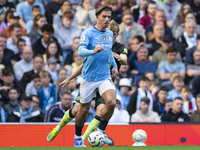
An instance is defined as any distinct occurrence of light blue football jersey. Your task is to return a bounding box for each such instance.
[78,26,117,82]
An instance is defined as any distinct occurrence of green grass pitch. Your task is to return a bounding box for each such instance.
[0,146,200,150]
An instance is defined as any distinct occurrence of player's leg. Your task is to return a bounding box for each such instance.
[74,102,91,147]
[82,94,103,142]
[74,78,97,147]
[47,95,81,142]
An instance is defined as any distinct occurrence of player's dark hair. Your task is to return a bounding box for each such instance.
[95,5,112,16]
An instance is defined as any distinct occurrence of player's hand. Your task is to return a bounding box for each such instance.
[93,45,104,54]
[114,53,121,62]
[111,67,118,78]
[59,78,70,88]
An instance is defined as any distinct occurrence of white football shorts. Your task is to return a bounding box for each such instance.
[79,77,116,104]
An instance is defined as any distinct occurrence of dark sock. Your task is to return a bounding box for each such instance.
[95,115,101,121]
[75,124,83,136]
[98,120,108,131]
[69,109,75,118]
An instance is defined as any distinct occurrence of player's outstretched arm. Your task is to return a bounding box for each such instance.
[78,45,104,56]
[59,64,83,88]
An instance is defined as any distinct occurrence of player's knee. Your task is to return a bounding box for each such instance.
[80,106,90,114]
[106,99,116,109]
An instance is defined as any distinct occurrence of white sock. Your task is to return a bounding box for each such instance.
[75,135,82,138]
[97,128,104,133]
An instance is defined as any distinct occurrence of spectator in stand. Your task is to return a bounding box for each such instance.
[32,24,60,55]
[117,64,133,85]
[187,0,200,24]
[63,37,80,69]
[130,0,149,23]
[177,20,197,54]
[31,95,40,109]
[65,78,79,101]
[0,0,15,22]
[26,6,41,34]
[128,35,144,56]
[185,34,200,65]
[153,86,169,116]
[164,99,173,113]
[167,75,185,100]
[148,79,159,100]
[105,0,122,24]
[16,0,45,29]
[117,78,131,110]
[45,0,62,24]
[0,95,6,122]
[53,0,77,31]
[6,23,31,54]
[147,22,165,59]
[146,9,172,41]
[159,0,181,28]
[127,77,153,116]
[54,11,81,52]
[20,55,44,89]
[174,11,200,39]
[187,50,200,79]
[38,70,60,114]
[139,1,157,29]
[54,68,68,94]
[157,47,185,85]
[152,34,182,66]
[44,92,73,122]
[75,0,96,30]
[0,67,24,103]
[12,38,26,63]
[43,41,63,66]
[145,71,155,81]
[173,2,191,31]
[71,50,83,74]
[29,14,46,45]
[25,73,41,95]
[0,35,14,68]
[129,46,156,84]
[1,11,27,38]
[109,95,130,123]
[181,86,197,115]
[45,57,59,82]
[0,64,5,84]
[0,46,13,68]
[190,93,200,122]
[14,46,34,81]
[7,93,44,122]
[3,87,19,116]
[130,97,160,122]
[118,10,145,48]
[161,97,190,122]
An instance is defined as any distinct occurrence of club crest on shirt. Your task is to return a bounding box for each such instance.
[102,35,106,41]
[81,35,85,40]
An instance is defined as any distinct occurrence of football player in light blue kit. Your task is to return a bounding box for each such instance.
[74,6,118,147]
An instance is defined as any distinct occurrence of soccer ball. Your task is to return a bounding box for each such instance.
[88,131,105,147]
[132,129,147,143]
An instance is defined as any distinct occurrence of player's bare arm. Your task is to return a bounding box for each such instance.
[59,64,83,88]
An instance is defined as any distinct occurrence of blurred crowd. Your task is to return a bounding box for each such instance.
[0,0,200,123]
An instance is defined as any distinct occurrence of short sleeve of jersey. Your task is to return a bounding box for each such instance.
[116,42,128,55]
[79,30,90,47]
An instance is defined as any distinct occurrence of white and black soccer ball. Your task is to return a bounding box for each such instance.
[88,131,105,147]
[132,129,147,143]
